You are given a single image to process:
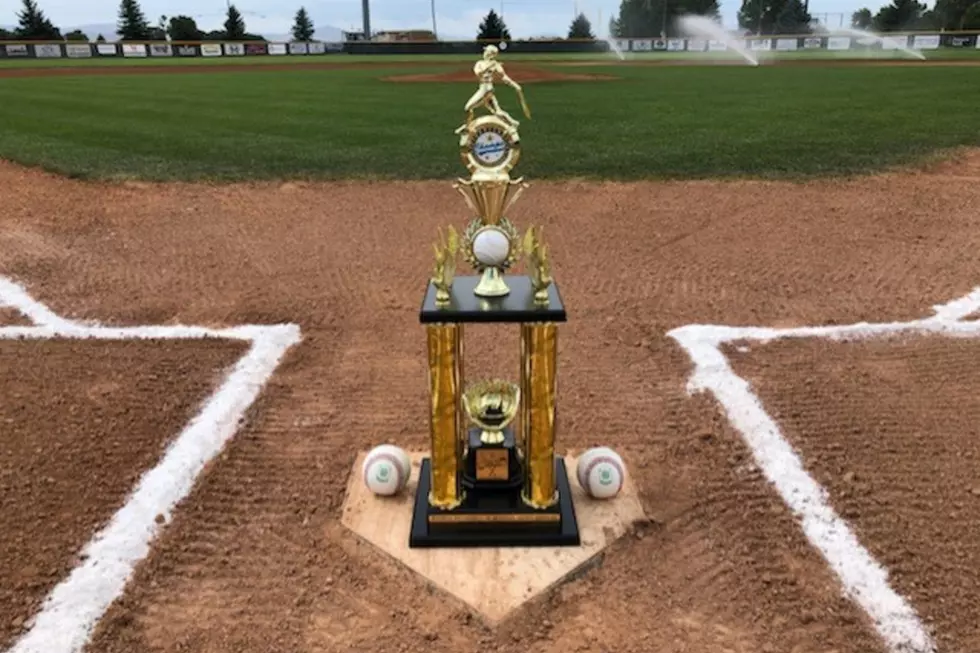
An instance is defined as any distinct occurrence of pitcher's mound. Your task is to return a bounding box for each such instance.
[383,63,618,83]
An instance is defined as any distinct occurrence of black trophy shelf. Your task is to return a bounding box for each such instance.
[420,275,566,324]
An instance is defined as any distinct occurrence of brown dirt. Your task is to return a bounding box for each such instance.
[0,149,978,652]
[0,307,29,325]
[0,338,247,649]
[728,335,980,653]
[383,64,617,83]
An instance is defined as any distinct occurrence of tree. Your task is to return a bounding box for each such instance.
[568,12,595,39]
[16,0,62,40]
[774,0,812,32]
[64,29,89,41]
[0,27,16,40]
[608,15,621,37]
[96,34,107,42]
[738,0,809,34]
[610,0,718,38]
[292,6,315,41]
[851,7,873,28]
[476,9,511,41]
[932,0,978,28]
[963,1,980,28]
[872,0,927,30]
[224,4,247,40]
[167,15,203,41]
[117,0,150,41]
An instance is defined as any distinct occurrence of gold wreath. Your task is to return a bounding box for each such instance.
[461,217,521,272]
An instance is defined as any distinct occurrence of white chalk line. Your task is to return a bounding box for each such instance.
[668,287,980,653]
[0,276,302,653]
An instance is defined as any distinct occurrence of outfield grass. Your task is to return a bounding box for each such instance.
[0,62,977,181]
[0,47,978,68]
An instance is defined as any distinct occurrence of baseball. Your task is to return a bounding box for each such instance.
[576,447,625,499]
[363,445,412,496]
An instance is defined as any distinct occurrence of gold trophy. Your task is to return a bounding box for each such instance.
[452,44,533,298]
[411,46,578,548]
[463,379,520,445]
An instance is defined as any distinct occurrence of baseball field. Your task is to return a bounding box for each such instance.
[2,48,980,653]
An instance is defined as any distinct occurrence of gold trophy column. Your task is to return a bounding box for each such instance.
[521,322,559,509]
[426,323,465,509]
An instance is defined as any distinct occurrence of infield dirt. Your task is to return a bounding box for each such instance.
[1,147,980,652]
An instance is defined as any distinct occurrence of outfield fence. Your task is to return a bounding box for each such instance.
[1,32,978,59]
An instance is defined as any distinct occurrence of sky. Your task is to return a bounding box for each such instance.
[10,0,881,38]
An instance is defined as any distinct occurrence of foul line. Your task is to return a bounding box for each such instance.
[667,287,980,653]
[0,276,302,653]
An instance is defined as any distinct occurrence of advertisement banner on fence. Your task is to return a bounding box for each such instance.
[612,39,629,52]
[4,44,29,57]
[201,43,222,56]
[35,44,62,58]
[881,35,907,49]
[707,39,727,51]
[776,38,797,51]
[224,43,244,55]
[308,41,326,54]
[977,36,980,48]
[666,38,684,51]
[632,39,652,51]
[122,43,146,57]
[653,38,667,50]
[245,43,267,55]
[268,43,287,55]
[750,38,771,51]
[912,34,940,49]
[325,41,344,52]
[803,37,822,49]
[149,43,172,56]
[290,42,309,54]
[827,36,850,50]
[175,45,197,56]
[686,38,706,51]
[96,43,117,55]
[66,44,92,58]
[948,36,973,47]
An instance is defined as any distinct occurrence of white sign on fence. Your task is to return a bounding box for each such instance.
[881,36,907,50]
[827,36,851,50]
[308,42,326,54]
[750,39,771,51]
[224,43,244,55]
[613,39,629,52]
[666,38,685,51]
[632,39,652,51]
[268,43,287,55]
[290,42,309,54]
[201,44,222,56]
[686,39,706,52]
[776,38,797,51]
[66,44,92,58]
[707,39,727,51]
[149,44,172,56]
[121,44,146,57]
[912,34,940,49]
[803,37,822,49]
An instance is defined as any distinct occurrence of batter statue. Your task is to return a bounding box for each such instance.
[455,45,532,135]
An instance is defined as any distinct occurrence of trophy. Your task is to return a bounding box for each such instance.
[410,45,580,548]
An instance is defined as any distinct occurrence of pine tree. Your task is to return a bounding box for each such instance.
[96,34,107,42]
[16,0,62,40]
[568,13,595,39]
[850,7,873,28]
[64,29,89,41]
[224,4,247,40]
[117,0,150,41]
[476,9,511,41]
[292,7,315,41]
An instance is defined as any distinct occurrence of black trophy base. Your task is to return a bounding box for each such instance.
[409,457,581,548]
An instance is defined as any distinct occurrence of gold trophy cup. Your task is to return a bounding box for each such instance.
[462,379,521,445]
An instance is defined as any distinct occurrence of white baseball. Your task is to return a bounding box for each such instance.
[472,228,511,267]
[577,447,625,499]
[363,445,411,496]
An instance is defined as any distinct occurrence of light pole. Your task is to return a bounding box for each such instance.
[431,0,438,39]
[362,0,371,40]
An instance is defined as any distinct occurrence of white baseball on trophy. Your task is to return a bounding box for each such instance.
[363,445,411,496]
[577,447,625,500]
[472,227,511,267]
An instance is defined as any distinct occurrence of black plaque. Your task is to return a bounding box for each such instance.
[419,275,566,324]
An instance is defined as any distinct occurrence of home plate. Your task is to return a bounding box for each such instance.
[340,450,647,623]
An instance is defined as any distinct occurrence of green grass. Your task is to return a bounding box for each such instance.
[0,62,977,181]
[1,46,978,68]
